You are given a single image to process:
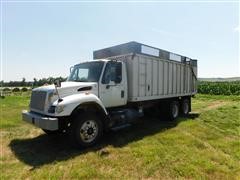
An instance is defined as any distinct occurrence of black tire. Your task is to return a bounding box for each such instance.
[166,101,179,120]
[42,129,61,135]
[181,99,190,116]
[69,113,103,148]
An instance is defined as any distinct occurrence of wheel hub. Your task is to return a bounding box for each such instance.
[87,128,94,135]
[80,120,98,143]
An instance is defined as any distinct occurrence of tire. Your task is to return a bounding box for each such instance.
[181,99,190,116]
[42,129,61,135]
[166,101,179,120]
[69,113,103,148]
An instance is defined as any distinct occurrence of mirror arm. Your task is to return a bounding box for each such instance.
[54,80,62,102]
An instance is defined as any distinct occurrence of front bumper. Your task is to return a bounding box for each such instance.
[22,110,59,130]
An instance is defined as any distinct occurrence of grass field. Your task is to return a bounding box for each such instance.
[0,94,239,179]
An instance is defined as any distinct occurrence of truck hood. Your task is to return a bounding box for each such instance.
[34,81,98,98]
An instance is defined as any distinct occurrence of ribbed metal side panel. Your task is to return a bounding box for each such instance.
[30,91,47,111]
[122,54,197,102]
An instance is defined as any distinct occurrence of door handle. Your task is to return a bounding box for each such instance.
[121,90,124,98]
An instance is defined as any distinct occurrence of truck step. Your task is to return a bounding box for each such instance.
[111,124,131,131]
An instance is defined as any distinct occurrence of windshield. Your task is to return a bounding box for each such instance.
[68,61,104,82]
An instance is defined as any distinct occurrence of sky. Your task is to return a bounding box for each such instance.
[1,1,239,81]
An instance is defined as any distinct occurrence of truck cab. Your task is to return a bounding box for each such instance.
[68,60,128,108]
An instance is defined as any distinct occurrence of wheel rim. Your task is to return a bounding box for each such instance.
[183,102,189,114]
[80,120,98,143]
[172,104,179,118]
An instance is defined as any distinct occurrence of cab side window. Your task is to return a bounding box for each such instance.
[102,62,122,84]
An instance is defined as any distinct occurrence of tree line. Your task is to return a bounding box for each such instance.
[1,77,67,87]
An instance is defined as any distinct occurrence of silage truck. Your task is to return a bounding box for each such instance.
[22,42,197,147]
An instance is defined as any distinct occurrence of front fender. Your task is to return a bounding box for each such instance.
[52,93,107,117]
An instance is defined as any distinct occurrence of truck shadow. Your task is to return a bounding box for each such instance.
[9,113,199,169]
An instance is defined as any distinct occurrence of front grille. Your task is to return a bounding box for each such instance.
[30,91,47,111]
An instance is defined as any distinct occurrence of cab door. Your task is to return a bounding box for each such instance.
[99,61,126,108]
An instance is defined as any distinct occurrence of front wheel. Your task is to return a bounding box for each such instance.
[69,113,103,148]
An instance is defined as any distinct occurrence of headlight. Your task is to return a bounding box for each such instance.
[55,105,65,113]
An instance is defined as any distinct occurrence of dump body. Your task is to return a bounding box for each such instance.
[94,41,197,102]
[114,54,197,102]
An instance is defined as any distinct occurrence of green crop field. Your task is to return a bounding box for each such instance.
[0,94,239,179]
[198,81,240,95]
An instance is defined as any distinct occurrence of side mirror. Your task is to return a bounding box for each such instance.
[54,80,61,87]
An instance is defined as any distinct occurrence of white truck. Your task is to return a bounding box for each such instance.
[22,42,197,147]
